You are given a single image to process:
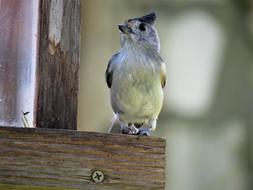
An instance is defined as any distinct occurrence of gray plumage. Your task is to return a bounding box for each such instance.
[106,12,166,136]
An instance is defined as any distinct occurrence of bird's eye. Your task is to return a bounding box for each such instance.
[139,23,146,31]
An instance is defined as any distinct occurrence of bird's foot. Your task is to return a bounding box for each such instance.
[137,128,151,136]
[129,125,139,135]
[120,125,139,135]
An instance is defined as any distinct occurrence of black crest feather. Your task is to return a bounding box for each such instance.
[139,12,156,25]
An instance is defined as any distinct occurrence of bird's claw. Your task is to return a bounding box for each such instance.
[120,125,139,135]
[129,125,139,134]
[137,129,151,136]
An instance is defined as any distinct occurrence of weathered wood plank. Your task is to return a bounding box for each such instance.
[35,0,80,129]
[0,183,78,190]
[0,127,166,190]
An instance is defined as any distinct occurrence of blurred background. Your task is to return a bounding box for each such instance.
[78,0,253,190]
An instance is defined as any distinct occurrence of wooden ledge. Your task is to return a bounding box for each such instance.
[0,127,166,190]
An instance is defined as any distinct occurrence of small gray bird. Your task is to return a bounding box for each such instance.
[106,12,166,136]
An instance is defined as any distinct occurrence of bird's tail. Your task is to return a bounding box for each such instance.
[108,113,121,133]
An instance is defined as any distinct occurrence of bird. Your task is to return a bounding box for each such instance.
[105,12,166,136]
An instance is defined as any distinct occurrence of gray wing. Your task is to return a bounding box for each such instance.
[105,53,119,88]
[158,55,166,88]
[105,61,113,88]
[161,61,166,88]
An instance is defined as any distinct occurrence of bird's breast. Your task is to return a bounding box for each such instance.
[110,61,163,123]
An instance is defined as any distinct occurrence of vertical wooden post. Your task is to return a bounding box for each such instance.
[35,0,80,129]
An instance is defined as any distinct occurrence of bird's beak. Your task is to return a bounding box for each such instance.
[118,24,135,34]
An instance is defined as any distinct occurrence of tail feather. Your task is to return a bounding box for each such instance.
[108,114,121,133]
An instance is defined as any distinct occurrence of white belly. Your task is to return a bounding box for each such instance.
[110,68,163,124]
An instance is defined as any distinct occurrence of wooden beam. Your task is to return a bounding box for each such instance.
[35,0,80,129]
[0,127,166,190]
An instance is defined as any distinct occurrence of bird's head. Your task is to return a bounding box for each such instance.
[118,12,160,52]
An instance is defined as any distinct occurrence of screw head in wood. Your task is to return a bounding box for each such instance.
[91,170,104,183]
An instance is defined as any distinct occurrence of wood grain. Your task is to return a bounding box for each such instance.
[0,127,166,190]
[35,0,80,129]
